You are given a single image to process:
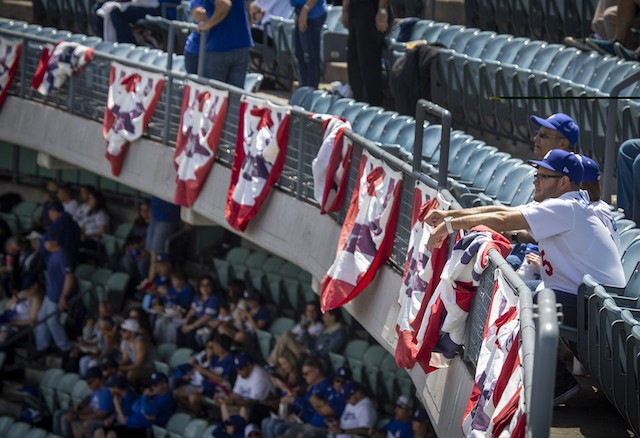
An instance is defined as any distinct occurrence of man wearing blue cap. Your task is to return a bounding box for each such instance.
[530,113,579,159]
[424,149,625,404]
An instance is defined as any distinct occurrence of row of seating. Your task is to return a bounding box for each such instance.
[387,18,640,168]
[17,368,87,417]
[75,264,131,315]
[0,19,264,93]
[290,85,537,208]
[465,0,594,44]
[577,273,640,436]
[0,416,60,438]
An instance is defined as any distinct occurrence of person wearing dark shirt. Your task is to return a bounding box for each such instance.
[213,414,247,438]
[97,372,175,438]
[177,275,222,349]
[47,201,81,268]
[35,232,73,355]
[145,197,180,283]
[301,308,348,358]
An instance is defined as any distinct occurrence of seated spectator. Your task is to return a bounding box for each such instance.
[327,381,376,438]
[173,334,236,415]
[99,357,120,381]
[213,414,247,438]
[219,290,269,348]
[1,235,32,298]
[126,306,156,345]
[269,348,303,399]
[262,357,342,438]
[73,315,120,377]
[96,0,162,44]
[267,301,323,364]
[529,113,578,159]
[249,0,292,44]
[79,189,110,262]
[197,301,234,346]
[118,318,156,384]
[140,254,172,310]
[53,367,114,438]
[153,269,195,343]
[34,181,59,229]
[119,200,151,284]
[268,308,348,362]
[217,352,275,423]
[177,275,222,349]
[369,395,415,438]
[57,185,80,219]
[227,279,248,330]
[47,201,81,268]
[97,374,137,433]
[0,278,43,345]
[73,186,91,227]
[94,372,175,438]
[412,407,436,438]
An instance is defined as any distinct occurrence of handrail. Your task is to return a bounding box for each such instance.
[602,69,640,204]
[413,99,452,190]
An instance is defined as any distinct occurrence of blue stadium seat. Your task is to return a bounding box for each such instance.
[364,111,398,142]
[620,228,640,254]
[448,143,496,179]
[310,93,339,114]
[289,86,314,107]
[339,102,369,124]
[351,106,384,136]
[301,89,329,111]
[327,97,355,116]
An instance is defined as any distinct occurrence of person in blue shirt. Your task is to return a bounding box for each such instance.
[91,374,137,438]
[177,275,222,348]
[153,269,195,344]
[53,367,114,438]
[220,290,269,348]
[46,201,81,268]
[97,372,175,438]
[35,232,73,355]
[213,414,246,438]
[370,395,415,438]
[145,197,180,283]
[196,0,254,88]
[289,0,327,88]
[140,253,172,310]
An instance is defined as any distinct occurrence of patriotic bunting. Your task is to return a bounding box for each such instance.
[311,113,352,214]
[462,268,525,438]
[103,62,164,176]
[320,150,403,312]
[413,226,512,373]
[394,182,451,368]
[32,41,93,96]
[0,36,22,111]
[225,95,291,232]
[174,81,228,207]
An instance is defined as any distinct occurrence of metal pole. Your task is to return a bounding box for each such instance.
[602,69,640,203]
[296,115,305,200]
[413,99,451,191]
[197,30,207,77]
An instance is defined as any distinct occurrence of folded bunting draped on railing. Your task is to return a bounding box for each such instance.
[174,81,229,207]
[413,226,512,373]
[320,150,403,312]
[395,182,451,369]
[311,113,352,214]
[32,41,93,96]
[0,36,22,111]
[225,95,291,232]
[103,62,164,176]
[462,268,526,438]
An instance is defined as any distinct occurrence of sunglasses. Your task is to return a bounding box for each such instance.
[535,129,563,140]
[534,173,564,181]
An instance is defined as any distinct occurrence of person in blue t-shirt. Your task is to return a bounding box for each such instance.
[140,253,172,310]
[46,201,81,268]
[220,290,269,348]
[370,395,415,438]
[145,197,181,283]
[35,232,73,355]
[53,367,114,438]
[196,0,254,88]
[153,269,195,344]
[213,414,247,438]
[177,275,222,348]
[289,0,327,88]
[91,374,137,438]
[97,372,175,438]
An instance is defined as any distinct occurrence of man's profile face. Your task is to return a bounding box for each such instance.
[532,168,565,202]
[532,127,567,159]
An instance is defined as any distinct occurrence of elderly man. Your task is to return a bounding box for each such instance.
[529,113,579,158]
[425,149,625,404]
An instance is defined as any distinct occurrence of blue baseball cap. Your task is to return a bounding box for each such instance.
[334,367,352,380]
[413,407,431,424]
[528,149,584,185]
[149,372,168,385]
[530,113,579,146]
[223,415,246,432]
[106,374,129,389]
[234,352,253,370]
[340,380,360,399]
[578,154,600,183]
[155,253,170,263]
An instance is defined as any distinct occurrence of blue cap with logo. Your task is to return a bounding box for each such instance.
[530,113,579,146]
[234,352,253,370]
[149,372,168,385]
[340,380,360,399]
[334,367,352,380]
[578,154,600,183]
[528,149,584,185]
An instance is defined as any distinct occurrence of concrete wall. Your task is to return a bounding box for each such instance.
[0,96,473,437]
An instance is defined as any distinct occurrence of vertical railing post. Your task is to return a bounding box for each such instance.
[413,99,451,191]
[19,40,27,99]
[296,112,305,200]
[197,30,207,77]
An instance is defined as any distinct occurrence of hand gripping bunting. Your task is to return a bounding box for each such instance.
[225,95,291,232]
[0,36,22,111]
[310,113,352,214]
[103,62,164,176]
[462,268,526,438]
[394,182,451,369]
[174,80,228,207]
[32,41,93,95]
[320,150,403,312]
[413,226,512,373]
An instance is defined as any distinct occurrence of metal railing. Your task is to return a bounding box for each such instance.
[0,25,557,436]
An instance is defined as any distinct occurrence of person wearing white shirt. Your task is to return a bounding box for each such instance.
[219,352,275,406]
[327,381,376,438]
[57,185,80,220]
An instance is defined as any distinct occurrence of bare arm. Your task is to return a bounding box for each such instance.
[58,273,75,311]
[197,0,232,31]
[424,205,514,227]
[297,0,319,32]
[120,339,148,371]
[428,209,530,248]
[376,0,388,32]
[192,6,207,21]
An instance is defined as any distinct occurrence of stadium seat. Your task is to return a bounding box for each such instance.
[268,317,296,338]
[255,329,274,362]
[351,106,384,136]
[339,102,369,125]
[327,97,355,116]
[183,419,208,438]
[70,380,90,406]
[157,342,178,363]
[244,73,264,93]
[362,345,387,397]
[448,144,496,179]
[328,352,347,374]
[56,373,81,410]
[428,133,473,165]
[98,272,130,310]
[282,278,302,312]
[153,360,171,377]
[25,428,50,438]
[301,90,329,111]
[310,93,339,114]
[620,228,640,254]
[263,256,287,274]
[365,111,399,143]
[622,240,640,284]
[626,324,640,435]
[15,367,64,415]
[467,157,523,195]
[379,354,399,402]
[396,368,414,397]
[168,348,195,372]
[201,424,217,438]
[289,87,314,107]
[0,417,15,437]
[152,412,192,438]
[344,339,370,384]
[617,219,637,234]
[479,164,535,205]
[5,422,31,438]
[11,201,39,229]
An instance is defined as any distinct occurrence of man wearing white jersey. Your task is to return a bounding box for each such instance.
[578,154,622,255]
[425,149,625,328]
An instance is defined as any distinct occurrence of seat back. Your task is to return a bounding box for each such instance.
[352,106,384,136]
[71,380,90,406]
[269,317,296,338]
[366,111,398,142]
[289,87,314,106]
[620,228,640,253]
[495,37,528,64]
[479,34,512,60]
[434,24,465,48]
[622,240,640,284]
[340,102,369,124]
[493,165,535,204]
[421,22,449,44]
[461,30,495,57]
[168,348,195,370]
[378,115,413,145]
[471,157,522,191]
